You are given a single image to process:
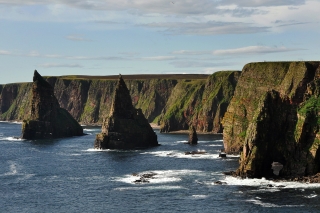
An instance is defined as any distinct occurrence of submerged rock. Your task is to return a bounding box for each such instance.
[94,75,158,149]
[21,70,83,139]
[188,126,198,145]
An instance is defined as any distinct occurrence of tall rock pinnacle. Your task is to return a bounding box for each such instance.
[21,70,83,139]
[94,74,158,149]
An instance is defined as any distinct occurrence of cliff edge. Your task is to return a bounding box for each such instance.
[21,70,83,139]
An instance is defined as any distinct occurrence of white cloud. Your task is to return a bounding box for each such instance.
[172,50,211,55]
[65,34,92,41]
[142,21,269,35]
[39,63,83,68]
[0,50,11,55]
[141,56,176,61]
[213,46,304,55]
[223,0,306,7]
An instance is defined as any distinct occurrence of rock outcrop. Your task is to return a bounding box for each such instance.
[94,75,158,149]
[21,70,83,139]
[222,62,320,178]
[159,71,241,133]
[188,126,198,145]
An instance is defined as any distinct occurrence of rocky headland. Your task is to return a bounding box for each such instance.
[223,61,320,179]
[21,70,84,139]
[94,75,158,149]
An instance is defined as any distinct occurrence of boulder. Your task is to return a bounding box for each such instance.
[94,75,158,149]
[188,126,198,145]
[21,70,83,139]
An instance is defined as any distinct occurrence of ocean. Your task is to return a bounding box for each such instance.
[1,121,320,213]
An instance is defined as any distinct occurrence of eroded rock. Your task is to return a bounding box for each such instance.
[94,75,158,149]
[21,70,83,139]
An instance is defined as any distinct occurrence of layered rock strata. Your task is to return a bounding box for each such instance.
[21,70,83,139]
[222,62,320,178]
[159,71,241,133]
[94,75,158,149]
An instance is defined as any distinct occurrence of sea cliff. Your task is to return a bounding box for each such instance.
[223,61,320,178]
[159,71,241,133]
[0,73,239,133]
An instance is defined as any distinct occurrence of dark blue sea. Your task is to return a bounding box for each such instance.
[1,122,320,213]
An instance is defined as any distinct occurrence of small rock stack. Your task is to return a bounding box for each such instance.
[188,126,198,145]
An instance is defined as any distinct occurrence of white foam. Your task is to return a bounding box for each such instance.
[304,193,317,198]
[115,169,203,185]
[191,195,208,199]
[141,150,221,159]
[114,185,184,191]
[208,144,223,147]
[223,176,320,189]
[246,199,304,208]
[3,137,25,141]
[5,162,18,175]
[86,148,110,152]
[83,129,99,132]
[176,140,188,143]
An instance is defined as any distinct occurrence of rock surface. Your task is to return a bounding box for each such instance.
[159,71,241,133]
[222,61,320,178]
[21,70,83,139]
[94,75,158,149]
[188,126,198,145]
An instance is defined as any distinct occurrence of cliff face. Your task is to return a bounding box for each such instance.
[159,71,241,133]
[0,83,32,121]
[22,71,83,139]
[223,62,320,178]
[0,76,181,125]
[0,73,237,134]
[94,75,158,149]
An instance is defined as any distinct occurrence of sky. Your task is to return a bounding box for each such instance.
[0,0,319,84]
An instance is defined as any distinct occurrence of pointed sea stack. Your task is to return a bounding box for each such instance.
[188,126,198,145]
[21,70,83,139]
[94,74,158,149]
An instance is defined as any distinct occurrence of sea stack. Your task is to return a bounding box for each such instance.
[94,74,158,149]
[21,70,83,139]
[188,126,198,145]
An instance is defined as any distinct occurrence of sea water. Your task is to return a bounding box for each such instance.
[0,122,320,212]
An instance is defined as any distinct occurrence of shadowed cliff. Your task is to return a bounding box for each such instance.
[21,70,83,139]
[222,61,320,178]
[94,75,158,149]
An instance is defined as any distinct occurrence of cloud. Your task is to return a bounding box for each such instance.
[141,56,176,61]
[66,56,128,60]
[222,0,306,7]
[171,61,231,68]
[213,45,304,55]
[39,63,83,68]
[65,34,92,41]
[141,21,269,35]
[172,50,211,55]
[0,0,305,17]
[0,50,11,55]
